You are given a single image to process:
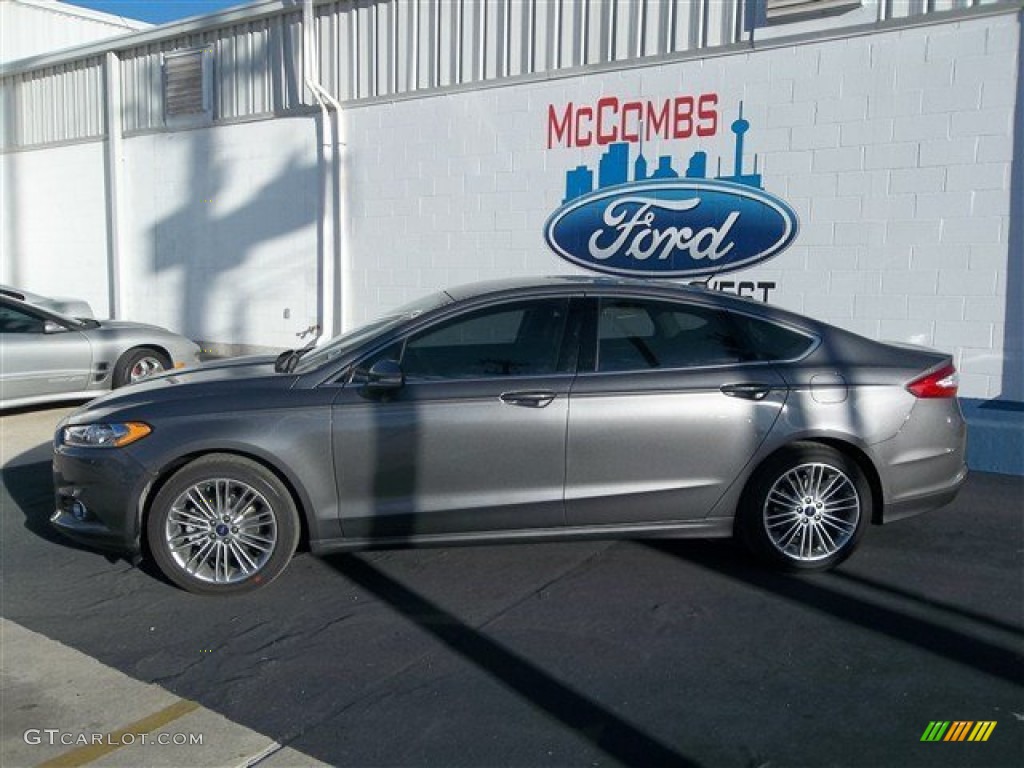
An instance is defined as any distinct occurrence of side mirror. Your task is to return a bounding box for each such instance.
[364,359,404,393]
[43,320,68,334]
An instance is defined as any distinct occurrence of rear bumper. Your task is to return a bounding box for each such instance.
[875,397,969,524]
[879,463,968,524]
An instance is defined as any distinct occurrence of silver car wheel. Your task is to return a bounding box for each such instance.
[129,355,165,382]
[763,462,861,563]
[164,478,278,585]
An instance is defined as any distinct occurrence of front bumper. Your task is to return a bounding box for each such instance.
[51,443,156,554]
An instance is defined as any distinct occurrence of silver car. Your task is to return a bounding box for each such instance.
[1,295,201,410]
[51,277,967,595]
[0,284,95,319]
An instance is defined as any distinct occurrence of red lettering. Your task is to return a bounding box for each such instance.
[547,103,573,148]
[697,93,718,137]
[646,100,670,140]
[621,101,643,142]
[596,97,619,145]
[673,96,694,139]
[576,107,594,147]
[547,92,720,148]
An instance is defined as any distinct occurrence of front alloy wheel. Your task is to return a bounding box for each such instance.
[147,455,299,594]
[739,443,869,571]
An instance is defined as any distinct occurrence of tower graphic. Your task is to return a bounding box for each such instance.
[561,102,763,202]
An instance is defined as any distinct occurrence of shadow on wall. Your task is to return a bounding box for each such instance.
[150,125,318,347]
[1003,12,1023,402]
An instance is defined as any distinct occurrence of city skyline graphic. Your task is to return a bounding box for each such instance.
[563,102,763,203]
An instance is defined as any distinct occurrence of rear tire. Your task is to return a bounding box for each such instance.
[738,443,869,571]
[113,348,170,387]
[146,455,300,595]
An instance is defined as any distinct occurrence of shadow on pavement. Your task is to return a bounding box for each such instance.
[327,553,701,768]
[643,538,1024,685]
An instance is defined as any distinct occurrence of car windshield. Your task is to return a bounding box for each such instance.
[292,290,452,372]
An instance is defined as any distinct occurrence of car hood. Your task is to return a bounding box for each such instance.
[64,356,293,423]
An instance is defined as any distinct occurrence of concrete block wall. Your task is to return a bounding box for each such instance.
[120,116,321,350]
[0,141,111,317]
[344,12,1019,405]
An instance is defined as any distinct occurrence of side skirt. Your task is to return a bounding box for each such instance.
[310,516,735,555]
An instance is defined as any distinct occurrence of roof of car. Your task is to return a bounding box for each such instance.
[442,275,715,301]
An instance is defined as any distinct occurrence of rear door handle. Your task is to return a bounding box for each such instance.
[500,390,556,408]
[720,383,772,401]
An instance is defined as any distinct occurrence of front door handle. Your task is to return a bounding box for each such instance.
[500,390,556,408]
[720,383,772,401]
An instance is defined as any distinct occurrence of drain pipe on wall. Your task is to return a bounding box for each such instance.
[303,0,345,341]
[103,51,125,319]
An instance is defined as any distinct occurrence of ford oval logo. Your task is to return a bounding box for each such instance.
[543,180,799,278]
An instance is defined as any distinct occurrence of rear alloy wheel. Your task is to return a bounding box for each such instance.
[739,444,869,571]
[113,348,170,387]
[146,455,300,595]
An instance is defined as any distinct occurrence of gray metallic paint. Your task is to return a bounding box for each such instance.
[51,277,968,561]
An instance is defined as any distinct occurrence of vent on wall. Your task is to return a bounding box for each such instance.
[766,0,863,24]
[163,48,212,126]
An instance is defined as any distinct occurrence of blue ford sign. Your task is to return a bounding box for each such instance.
[544,179,799,278]
[544,101,799,279]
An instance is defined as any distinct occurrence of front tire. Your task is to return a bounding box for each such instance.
[738,443,869,571]
[113,348,170,387]
[146,455,300,595]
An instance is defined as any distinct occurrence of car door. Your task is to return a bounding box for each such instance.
[0,301,92,403]
[565,296,788,527]
[332,296,580,539]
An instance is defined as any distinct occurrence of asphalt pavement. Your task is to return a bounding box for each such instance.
[1,405,1022,768]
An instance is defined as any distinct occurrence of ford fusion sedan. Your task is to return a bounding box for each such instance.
[1,295,201,410]
[51,277,967,595]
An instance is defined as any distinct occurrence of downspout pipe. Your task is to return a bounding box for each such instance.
[303,0,342,342]
[104,51,124,319]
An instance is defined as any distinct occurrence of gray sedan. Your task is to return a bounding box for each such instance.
[51,277,967,595]
[1,295,201,410]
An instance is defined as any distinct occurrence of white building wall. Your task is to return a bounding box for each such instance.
[344,11,1019,402]
[0,0,148,65]
[120,116,321,349]
[0,140,110,314]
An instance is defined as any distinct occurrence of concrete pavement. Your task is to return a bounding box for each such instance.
[0,406,327,768]
[2,404,1021,767]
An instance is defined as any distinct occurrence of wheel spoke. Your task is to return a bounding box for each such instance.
[763,461,861,563]
[186,488,218,520]
[165,476,278,585]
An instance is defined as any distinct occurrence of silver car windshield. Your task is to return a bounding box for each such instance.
[293,290,452,372]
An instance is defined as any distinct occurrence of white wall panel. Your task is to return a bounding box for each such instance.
[342,11,1018,400]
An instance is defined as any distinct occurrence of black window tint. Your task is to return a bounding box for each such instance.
[403,299,569,380]
[597,299,745,372]
[730,314,814,361]
[0,305,45,334]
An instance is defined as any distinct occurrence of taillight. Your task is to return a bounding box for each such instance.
[906,363,959,398]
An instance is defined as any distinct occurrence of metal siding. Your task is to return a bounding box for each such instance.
[2,0,1006,149]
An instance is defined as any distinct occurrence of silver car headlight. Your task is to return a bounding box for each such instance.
[62,422,152,448]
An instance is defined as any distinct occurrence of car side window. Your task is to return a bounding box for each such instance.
[596,299,746,372]
[401,299,570,380]
[0,305,45,334]
[729,313,815,361]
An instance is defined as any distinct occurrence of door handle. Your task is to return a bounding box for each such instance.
[720,383,772,401]
[500,390,556,408]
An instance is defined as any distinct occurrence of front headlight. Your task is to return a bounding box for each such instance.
[62,422,152,448]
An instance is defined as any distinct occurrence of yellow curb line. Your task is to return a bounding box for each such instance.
[35,699,200,768]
